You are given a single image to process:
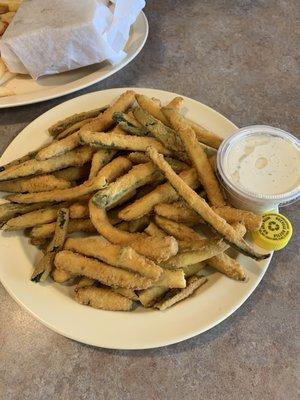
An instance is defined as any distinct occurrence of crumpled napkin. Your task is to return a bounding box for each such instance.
[0,0,145,79]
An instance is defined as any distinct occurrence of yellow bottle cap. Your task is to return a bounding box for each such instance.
[251,212,292,251]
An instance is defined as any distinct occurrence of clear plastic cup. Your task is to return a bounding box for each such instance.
[216,125,300,213]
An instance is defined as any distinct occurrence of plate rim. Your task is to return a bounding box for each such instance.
[0,12,148,109]
[0,87,273,349]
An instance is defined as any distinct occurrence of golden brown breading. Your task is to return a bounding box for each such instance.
[36,132,81,160]
[92,162,162,210]
[154,276,207,310]
[75,286,133,311]
[166,96,183,111]
[0,146,94,182]
[55,250,153,290]
[80,130,172,155]
[31,208,69,282]
[30,218,96,239]
[89,201,178,263]
[64,237,163,280]
[118,168,199,221]
[52,268,73,283]
[154,215,207,250]
[48,106,106,136]
[0,174,71,193]
[207,253,246,281]
[135,94,170,126]
[138,286,169,308]
[162,107,226,207]
[154,201,262,232]
[80,90,136,132]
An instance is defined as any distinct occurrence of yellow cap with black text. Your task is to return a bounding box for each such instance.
[251,212,292,251]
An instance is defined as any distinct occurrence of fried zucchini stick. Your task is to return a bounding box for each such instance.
[115,110,144,128]
[0,202,49,226]
[92,162,162,209]
[112,287,138,301]
[79,130,172,155]
[69,202,89,219]
[138,286,169,308]
[0,146,94,182]
[161,105,222,149]
[64,237,163,280]
[89,202,178,262]
[127,152,188,172]
[138,268,187,307]
[81,90,136,132]
[166,97,183,111]
[155,201,262,232]
[144,222,167,237]
[156,102,222,149]
[36,132,82,160]
[164,239,228,268]
[0,174,71,193]
[118,168,199,221]
[135,94,170,126]
[212,206,262,232]
[133,107,189,162]
[148,147,269,260]
[154,201,201,225]
[88,121,130,179]
[8,156,131,204]
[145,219,199,252]
[48,106,107,136]
[55,250,152,290]
[40,122,124,162]
[30,218,96,239]
[31,208,69,282]
[182,263,205,278]
[75,286,133,311]
[3,206,63,230]
[89,149,116,179]
[155,269,186,288]
[154,215,207,250]
[154,276,207,310]
[89,201,143,242]
[207,253,246,281]
[162,107,226,207]
[113,112,149,136]
[3,201,90,230]
[56,118,93,140]
[164,223,245,268]
[0,142,52,172]
[75,272,138,300]
[53,165,89,181]
[52,268,74,283]
[186,119,222,149]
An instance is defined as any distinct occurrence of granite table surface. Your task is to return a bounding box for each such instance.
[0,1,299,399]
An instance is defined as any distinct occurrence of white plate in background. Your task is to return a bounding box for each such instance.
[0,88,272,349]
[0,13,148,108]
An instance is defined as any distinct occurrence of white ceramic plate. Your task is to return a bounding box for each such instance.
[0,88,272,349]
[0,13,148,109]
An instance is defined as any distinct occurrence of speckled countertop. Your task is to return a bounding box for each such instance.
[0,1,299,399]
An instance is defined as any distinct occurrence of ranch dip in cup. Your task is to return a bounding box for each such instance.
[216,125,300,213]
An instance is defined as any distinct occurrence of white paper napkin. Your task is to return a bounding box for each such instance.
[0,0,145,79]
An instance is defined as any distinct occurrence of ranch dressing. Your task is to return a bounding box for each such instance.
[217,126,300,212]
[224,134,300,196]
